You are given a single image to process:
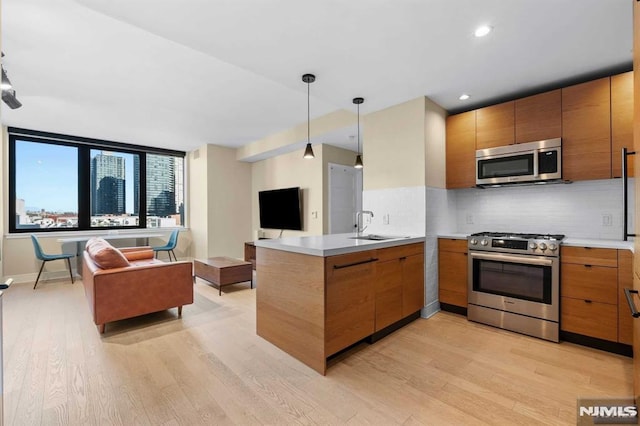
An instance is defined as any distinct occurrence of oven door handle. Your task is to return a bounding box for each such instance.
[469,251,553,266]
[533,149,539,178]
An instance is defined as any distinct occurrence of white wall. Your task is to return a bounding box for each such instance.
[188,144,252,260]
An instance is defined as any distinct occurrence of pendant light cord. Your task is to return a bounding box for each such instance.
[307,80,310,145]
[357,103,360,155]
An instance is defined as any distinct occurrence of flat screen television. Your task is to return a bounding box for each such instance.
[258,187,303,230]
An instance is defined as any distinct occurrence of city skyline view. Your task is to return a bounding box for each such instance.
[14,139,184,229]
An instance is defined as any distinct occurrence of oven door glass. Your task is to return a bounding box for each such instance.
[477,153,534,180]
[472,257,552,304]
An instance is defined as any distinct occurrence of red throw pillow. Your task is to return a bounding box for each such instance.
[86,239,130,269]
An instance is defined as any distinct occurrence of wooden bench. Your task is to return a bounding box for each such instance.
[193,257,253,295]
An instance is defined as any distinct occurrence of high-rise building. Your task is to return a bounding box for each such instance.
[91,152,126,215]
[174,156,184,222]
[133,156,140,215]
[146,154,176,217]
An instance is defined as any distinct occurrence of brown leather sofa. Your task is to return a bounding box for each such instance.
[82,238,193,333]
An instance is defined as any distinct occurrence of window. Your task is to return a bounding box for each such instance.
[9,128,186,233]
[14,140,79,229]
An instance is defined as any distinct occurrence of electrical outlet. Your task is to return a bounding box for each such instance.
[466,214,474,224]
[602,213,612,226]
[383,214,390,225]
[312,211,318,219]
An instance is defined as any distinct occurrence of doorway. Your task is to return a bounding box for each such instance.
[328,163,363,234]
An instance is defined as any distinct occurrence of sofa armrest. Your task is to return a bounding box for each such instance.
[119,246,152,253]
[120,247,154,261]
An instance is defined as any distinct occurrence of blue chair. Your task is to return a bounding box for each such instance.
[31,234,75,289]
[152,229,179,261]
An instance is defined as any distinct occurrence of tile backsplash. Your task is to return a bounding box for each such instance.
[434,178,634,240]
[363,186,426,236]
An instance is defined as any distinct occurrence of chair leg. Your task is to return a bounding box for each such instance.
[66,258,74,284]
[170,250,176,262]
[33,261,46,289]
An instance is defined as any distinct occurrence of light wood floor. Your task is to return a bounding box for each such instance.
[2,277,633,425]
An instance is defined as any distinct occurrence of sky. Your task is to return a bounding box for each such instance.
[15,140,135,213]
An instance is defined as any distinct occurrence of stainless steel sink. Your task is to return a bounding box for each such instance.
[348,234,408,241]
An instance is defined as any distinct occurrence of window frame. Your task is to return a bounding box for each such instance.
[8,127,186,234]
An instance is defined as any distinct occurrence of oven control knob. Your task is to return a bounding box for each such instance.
[470,238,478,245]
[548,243,558,251]
[538,242,547,250]
[480,239,488,246]
[529,242,537,249]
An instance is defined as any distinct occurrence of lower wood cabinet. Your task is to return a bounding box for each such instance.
[326,242,425,355]
[375,243,425,331]
[560,246,633,346]
[561,297,618,342]
[326,250,377,356]
[437,238,468,309]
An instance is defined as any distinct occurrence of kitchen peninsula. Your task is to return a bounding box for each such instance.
[255,233,425,374]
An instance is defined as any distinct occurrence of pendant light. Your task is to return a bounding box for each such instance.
[353,97,364,168]
[302,74,316,159]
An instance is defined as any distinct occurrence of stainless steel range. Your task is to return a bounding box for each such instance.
[467,232,565,342]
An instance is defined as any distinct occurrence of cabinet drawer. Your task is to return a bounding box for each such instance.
[439,289,467,308]
[561,246,617,267]
[618,249,633,345]
[560,263,617,304]
[326,250,378,271]
[561,297,617,342]
[377,243,424,263]
[438,238,468,253]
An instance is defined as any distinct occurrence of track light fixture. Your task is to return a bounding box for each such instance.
[353,97,364,168]
[1,56,22,109]
[302,73,315,159]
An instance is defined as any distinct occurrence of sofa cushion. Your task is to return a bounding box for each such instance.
[86,238,130,269]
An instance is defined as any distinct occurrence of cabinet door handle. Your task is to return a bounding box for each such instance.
[584,264,592,268]
[333,258,379,270]
[624,288,640,318]
[399,256,407,261]
[584,299,592,304]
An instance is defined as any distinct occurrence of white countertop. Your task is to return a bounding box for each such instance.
[253,233,426,257]
[437,233,468,240]
[562,238,634,252]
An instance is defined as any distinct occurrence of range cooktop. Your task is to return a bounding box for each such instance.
[470,232,565,241]
[468,232,565,256]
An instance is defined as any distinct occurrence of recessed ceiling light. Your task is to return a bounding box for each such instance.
[474,25,492,37]
[459,94,470,100]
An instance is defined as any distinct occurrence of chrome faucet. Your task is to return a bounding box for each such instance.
[355,210,374,235]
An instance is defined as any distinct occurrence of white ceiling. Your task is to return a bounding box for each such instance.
[0,0,633,156]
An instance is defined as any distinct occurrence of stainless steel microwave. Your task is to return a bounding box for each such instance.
[476,138,562,186]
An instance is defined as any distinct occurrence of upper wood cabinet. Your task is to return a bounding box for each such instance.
[612,71,634,178]
[515,90,561,143]
[445,71,634,185]
[562,77,612,181]
[446,110,476,189]
[476,101,514,149]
